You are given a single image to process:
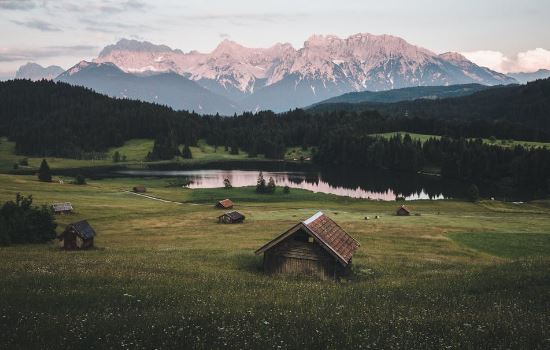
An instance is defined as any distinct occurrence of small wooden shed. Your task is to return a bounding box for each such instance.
[58,220,96,250]
[216,198,234,209]
[52,202,73,215]
[133,186,146,193]
[218,211,245,224]
[255,212,360,280]
[396,205,411,216]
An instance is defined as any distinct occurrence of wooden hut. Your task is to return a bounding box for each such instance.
[51,202,73,215]
[218,211,245,224]
[255,212,360,280]
[58,220,96,250]
[396,205,411,216]
[133,186,146,193]
[216,198,234,209]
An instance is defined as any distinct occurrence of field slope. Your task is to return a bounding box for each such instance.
[0,174,549,349]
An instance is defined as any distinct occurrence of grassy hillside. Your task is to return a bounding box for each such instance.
[0,174,548,348]
[0,137,266,172]
[370,131,550,148]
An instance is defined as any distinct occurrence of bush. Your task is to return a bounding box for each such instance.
[74,174,86,185]
[19,158,28,166]
[283,186,290,194]
[0,193,57,246]
[12,163,18,170]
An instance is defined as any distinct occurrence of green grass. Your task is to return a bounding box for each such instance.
[370,131,550,148]
[0,138,268,172]
[449,232,550,258]
[0,174,549,348]
[284,146,313,161]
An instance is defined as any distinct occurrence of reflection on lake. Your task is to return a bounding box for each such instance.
[118,169,452,200]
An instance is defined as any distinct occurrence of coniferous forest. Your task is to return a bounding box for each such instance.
[1,79,550,192]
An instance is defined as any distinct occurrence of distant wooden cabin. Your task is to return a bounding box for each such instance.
[218,211,245,224]
[58,220,96,250]
[255,212,360,280]
[216,199,234,209]
[51,202,73,215]
[133,186,146,193]
[396,205,411,216]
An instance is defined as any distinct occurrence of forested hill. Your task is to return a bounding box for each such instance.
[311,84,491,106]
[309,78,550,132]
[0,79,202,157]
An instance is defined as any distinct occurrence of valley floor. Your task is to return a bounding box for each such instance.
[0,174,549,349]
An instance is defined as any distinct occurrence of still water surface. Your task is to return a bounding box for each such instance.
[118,169,449,201]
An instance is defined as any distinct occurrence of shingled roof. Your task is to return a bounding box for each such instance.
[255,212,360,266]
[218,211,245,221]
[216,199,234,208]
[52,202,73,212]
[67,220,96,240]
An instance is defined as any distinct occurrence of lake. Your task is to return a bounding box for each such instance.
[117,168,455,200]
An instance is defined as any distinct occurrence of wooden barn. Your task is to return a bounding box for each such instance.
[133,186,146,193]
[51,202,73,215]
[218,211,245,224]
[216,198,234,209]
[255,212,360,280]
[57,220,96,250]
[396,205,411,216]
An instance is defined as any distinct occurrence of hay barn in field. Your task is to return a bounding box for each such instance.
[52,202,73,214]
[255,212,360,280]
[216,198,234,209]
[218,211,245,224]
[396,205,411,216]
[133,186,146,193]
[58,220,96,250]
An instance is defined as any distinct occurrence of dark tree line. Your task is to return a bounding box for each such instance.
[1,79,549,193]
[314,133,550,192]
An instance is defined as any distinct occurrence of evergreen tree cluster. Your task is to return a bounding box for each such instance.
[0,193,57,246]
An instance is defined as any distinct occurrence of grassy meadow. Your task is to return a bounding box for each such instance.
[370,131,550,149]
[0,138,267,172]
[0,173,549,349]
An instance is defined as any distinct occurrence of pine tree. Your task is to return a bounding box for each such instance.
[38,159,52,182]
[266,177,276,193]
[182,144,193,159]
[112,151,121,163]
[256,171,266,193]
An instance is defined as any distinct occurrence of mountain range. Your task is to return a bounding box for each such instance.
[508,69,550,84]
[55,61,239,115]
[15,33,538,114]
[15,62,64,81]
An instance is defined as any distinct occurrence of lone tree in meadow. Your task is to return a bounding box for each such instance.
[38,159,52,182]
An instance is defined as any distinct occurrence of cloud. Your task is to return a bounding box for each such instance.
[11,19,61,32]
[80,17,152,34]
[0,0,37,10]
[462,48,550,73]
[0,45,98,62]
[219,33,230,39]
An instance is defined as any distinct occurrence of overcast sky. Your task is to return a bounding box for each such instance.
[1,0,549,79]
